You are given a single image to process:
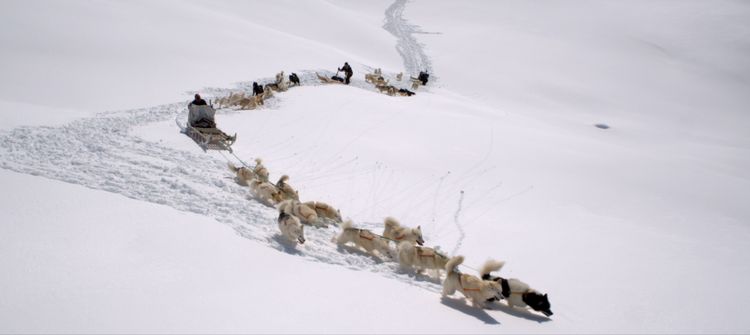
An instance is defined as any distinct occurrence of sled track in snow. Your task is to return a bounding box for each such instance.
[0,1,445,296]
[384,0,433,77]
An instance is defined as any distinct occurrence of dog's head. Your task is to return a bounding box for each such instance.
[413,226,424,245]
[523,292,553,317]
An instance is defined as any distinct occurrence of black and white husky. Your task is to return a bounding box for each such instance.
[480,260,553,317]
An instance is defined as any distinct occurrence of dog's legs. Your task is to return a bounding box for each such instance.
[442,279,456,297]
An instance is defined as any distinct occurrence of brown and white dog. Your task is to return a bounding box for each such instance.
[228,162,257,186]
[278,200,318,225]
[249,179,281,205]
[253,158,269,182]
[276,175,299,201]
[397,241,450,278]
[335,220,393,259]
[442,256,503,308]
[303,201,343,224]
[480,260,553,317]
[278,211,305,245]
[383,217,424,245]
[375,84,396,96]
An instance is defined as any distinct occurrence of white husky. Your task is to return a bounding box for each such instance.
[397,241,450,277]
[383,217,424,245]
[442,256,503,308]
[335,220,393,259]
[278,200,318,225]
[278,212,305,245]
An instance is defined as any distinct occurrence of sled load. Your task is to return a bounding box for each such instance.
[180,104,236,152]
[316,72,345,84]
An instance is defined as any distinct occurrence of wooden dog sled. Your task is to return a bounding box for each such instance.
[177,104,236,153]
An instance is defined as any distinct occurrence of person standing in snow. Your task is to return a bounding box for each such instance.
[338,62,353,84]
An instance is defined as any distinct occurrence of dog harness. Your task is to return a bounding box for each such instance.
[416,247,435,258]
[458,274,481,292]
[481,274,512,299]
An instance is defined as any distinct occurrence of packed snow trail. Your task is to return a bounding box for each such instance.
[384,0,433,77]
[0,73,443,294]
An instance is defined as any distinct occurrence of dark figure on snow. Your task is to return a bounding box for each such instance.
[188,94,215,128]
[418,71,429,85]
[289,73,300,86]
[190,93,207,106]
[252,82,264,96]
[338,62,353,84]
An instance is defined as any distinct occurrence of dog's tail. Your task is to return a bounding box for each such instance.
[341,219,353,230]
[227,162,239,173]
[384,217,399,229]
[480,259,505,278]
[445,255,464,274]
[333,220,354,244]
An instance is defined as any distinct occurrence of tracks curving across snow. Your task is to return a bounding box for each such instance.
[384,0,433,77]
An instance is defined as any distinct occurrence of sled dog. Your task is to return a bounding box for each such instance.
[396,72,403,81]
[480,260,553,317]
[253,158,269,182]
[262,86,274,100]
[375,84,396,96]
[278,200,319,225]
[276,175,299,201]
[336,220,393,259]
[383,217,424,245]
[249,179,281,205]
[410,78,421,91]
[278,211,305,244]
[303,201,342,224]
[228,162,256,186]
[397,241,450,277]
[442,256,503,308]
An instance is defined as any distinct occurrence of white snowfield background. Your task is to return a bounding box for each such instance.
[1,0,749,333]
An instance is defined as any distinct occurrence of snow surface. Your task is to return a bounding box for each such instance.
[2,0,750,333]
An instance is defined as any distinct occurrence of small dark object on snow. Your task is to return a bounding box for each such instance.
[418,71,429,85]
[398,88,416,96]
[595,123,610,129]
[252,82,264,96]
[331,75,345,83]
[289,73,300,86]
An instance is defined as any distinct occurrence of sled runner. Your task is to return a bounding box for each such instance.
[177,104,236,152]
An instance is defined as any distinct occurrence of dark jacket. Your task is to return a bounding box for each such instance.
[190,98,207,106]
[339,63,353,77]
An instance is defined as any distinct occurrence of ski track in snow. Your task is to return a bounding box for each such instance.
[0,2,445,293]
[384,0,433,76]
[451,190,466,255]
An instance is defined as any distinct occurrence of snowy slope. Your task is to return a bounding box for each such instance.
[2,0,750,333]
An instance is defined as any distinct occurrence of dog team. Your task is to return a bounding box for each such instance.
[227,156,553,317]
